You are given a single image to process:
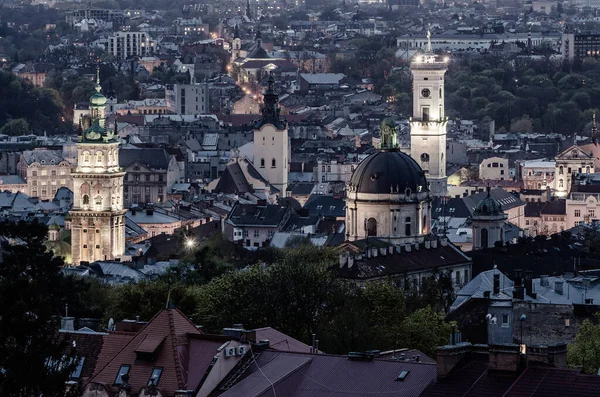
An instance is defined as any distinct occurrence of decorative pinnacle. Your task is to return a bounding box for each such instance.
[95,64,101,93]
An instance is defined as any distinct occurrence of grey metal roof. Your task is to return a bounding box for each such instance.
[220,350,436,397]
[22,149,65,165]
[299,73,346,85]
[227,203,290,227]
[119,147,170,170]
[449,269,514,313]
[0,175,25,185]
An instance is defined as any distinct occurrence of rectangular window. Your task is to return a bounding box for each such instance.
[575,210,581,217]
[254,230,259,238]
[147,367,163,387]
[422,107,430,122]
[114,364,131,385]
[32,170,37,176]
[243,230,248,237]
[41,170,47,176]
[590,210,595,218]
[463,269,468,283]
[502,314,509,326]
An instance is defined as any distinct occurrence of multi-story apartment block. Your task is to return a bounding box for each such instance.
[165,83,210,115]
[107,32,157,59]
[17,149,73,201]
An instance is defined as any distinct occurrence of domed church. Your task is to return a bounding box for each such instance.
[346,119,432,243]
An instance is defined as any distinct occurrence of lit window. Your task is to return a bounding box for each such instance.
[114,364,131,385]
[565,319,570,327]
[147,367,163,387]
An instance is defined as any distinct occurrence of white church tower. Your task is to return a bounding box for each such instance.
[70,68,126,265]
[253,73,288,195]
[409,30,449,197]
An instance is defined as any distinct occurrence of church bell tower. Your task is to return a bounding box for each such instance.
[409,30,449,197]
[253,73,288,195]
[70,67,126,265]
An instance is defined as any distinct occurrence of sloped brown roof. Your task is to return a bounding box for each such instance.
[90,308,201,395]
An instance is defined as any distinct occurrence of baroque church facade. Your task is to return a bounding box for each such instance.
[70,69,126,265]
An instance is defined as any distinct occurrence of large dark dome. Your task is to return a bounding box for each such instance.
[349,150,428,194]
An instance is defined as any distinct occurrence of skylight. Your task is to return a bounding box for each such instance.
[396,370,410,381]
[114,364,131,385]
[147,367,163,387]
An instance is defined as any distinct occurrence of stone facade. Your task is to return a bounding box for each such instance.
[18,149,73,201]
[409,51,449,197]
[554,145,594,197]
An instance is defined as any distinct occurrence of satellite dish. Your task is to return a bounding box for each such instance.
[108,318,115,331]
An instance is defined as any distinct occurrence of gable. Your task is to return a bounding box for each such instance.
[556,145,593,160]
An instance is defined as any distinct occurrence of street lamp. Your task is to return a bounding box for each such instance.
[185,237,196,250]
[519,314,527,354]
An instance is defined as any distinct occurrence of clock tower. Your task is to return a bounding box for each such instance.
[70,68,126,265]
[409,33,449,197]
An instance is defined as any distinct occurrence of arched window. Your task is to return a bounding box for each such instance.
[559,179,564,188]
[271,158,276,168]
[405,217,411,236]
[420,153,430,163]
[559,166,564,175]
[82,194,89,205]
[96,151,103,165]
[366,218,377,237]
[587,166,591,174]
[260,158,265,168]
[481,228,489,248]
[83,151,90,163]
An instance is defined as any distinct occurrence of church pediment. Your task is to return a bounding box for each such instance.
[556,145,593,160]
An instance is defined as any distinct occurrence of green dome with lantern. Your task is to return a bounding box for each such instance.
[474,188,503,216]
[79,65,117,143]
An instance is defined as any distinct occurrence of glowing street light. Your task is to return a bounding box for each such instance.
[185,237,196,250]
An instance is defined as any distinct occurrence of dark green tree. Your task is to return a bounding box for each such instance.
[0,220,78,396]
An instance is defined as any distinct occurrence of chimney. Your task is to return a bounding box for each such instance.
[146,208,154,216]
[488,344,521,372]
[555,281,564,295]
[493,274,500,295]
[436,343,473,378]
[540,275,549,287]
[425,240,431,249]
[440,237,448,247]
[61,317,75,331]
[339,254,347,268]
[371,248,378,257]
[379,247,386,256]
[514,270,523,287]
[513,285,524,300]
[524,270,533,297]
[404,244,412,253]
[395,245,401,254]
[348,257,354,268]
[483,290,491,299]
[414,243,420,251]
[546,343,568,368]
[388,246,394,255]
[431,240,438,248]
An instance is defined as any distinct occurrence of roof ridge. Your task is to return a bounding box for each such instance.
[168,308,186,388]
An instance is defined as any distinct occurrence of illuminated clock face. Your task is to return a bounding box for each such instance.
[421,88,431,98]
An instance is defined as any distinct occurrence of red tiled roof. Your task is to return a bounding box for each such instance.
[89,308,201,395]
[504,366,600,397]
[250,327,313,353]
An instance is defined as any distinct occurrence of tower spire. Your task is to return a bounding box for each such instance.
[254,72,286,130]
[592,112,598,146]
[96,64,101,91]
[426,25,432,53]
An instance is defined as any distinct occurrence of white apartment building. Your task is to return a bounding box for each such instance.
[314,160,357,183]
[165,83,210,115]
[566,191,599,228]
[479,157,509,181]
[107,31,157,59]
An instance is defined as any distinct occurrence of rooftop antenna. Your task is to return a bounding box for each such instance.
[592,112,598,146]
[165,277,172,309]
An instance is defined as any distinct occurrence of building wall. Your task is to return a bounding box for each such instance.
[253,123,289,193]
[165,83,210,115]
[18,71,46,88]
[314,160,356,183]
[479,157,509,181]
[512,301,579,347]
[70,142,125,265]
[19,157,73,201]
[472,216,506,249]
[566,192,599,228]
[345,191,431,243]
[107,31,156,59]
[521,164,555,190]
[554,148,594,197]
